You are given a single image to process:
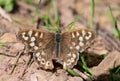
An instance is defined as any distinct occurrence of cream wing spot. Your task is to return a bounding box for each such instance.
[72,54,76,59]
[72,42,76,46]
[30,42,35,47]
[41,51,46,56]
[79,36,83,41]
[75,45,80,50]
[31,37,35,41]
[39,42,42,46]
[38,55,41,59]
[72,32,75,38]
[85,36,90,40]
[85,32,92,40]
[22,32,26,37]
[41,58,45,64]
[28,30,33,37]
[34,46,38,50]
[79,42,84,46]
[37,57,41,61]
[88,32,92,35]
[23,36,28,40]
[35,32,39,37]
[67,52,72,57]
[22,32,29,40]
[45,61,53,68]
[70,58,75,63]
[36,52,40,57]
[63,62,67,69]
[66,59,71,65]
[76,32,80,36]
[70,46,73,49]
[46,61,51,66]
[82,30,86,36]
[40,33,43,38]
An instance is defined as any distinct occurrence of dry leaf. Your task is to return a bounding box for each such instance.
[0,33,17,43]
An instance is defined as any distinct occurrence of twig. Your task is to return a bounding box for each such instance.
[73,68,93,81]
[0,53,18,57]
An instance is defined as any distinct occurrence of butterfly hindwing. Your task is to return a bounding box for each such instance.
[33,40,56,69]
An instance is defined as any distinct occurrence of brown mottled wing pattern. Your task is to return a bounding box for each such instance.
[60,29,96,69]
[18,29,56,69]
[18,28,95,70]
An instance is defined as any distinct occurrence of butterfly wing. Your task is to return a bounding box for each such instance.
[60,29,96,69]
[18,28,96,70]
[33,40,56,70]
[18,29,56,69]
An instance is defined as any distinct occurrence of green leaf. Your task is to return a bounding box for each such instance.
[110,66,120,81]
[113,25,120,38]
[22,0,34,4]
[0,0,16,12]
[108,6,120,40]
[4,3,13,12]
[68,16,81,31]
[67,69,80,76]
[0,42,6,47]
[81,55,93,75]
[91,0,95,27]
[0,0,6,5]
[36,0,41,13]
[52,0,59,28]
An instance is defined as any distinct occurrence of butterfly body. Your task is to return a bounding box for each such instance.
[18,28,95,70]
[54,33,62,58]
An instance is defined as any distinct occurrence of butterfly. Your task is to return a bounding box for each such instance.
[18,28,95,70]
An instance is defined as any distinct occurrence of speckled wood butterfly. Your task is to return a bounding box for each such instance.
[18,28,95,70]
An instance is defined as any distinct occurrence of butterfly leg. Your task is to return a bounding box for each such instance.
[10,50,24,74]
[19,52,34,78]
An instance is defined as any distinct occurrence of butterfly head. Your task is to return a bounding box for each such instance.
[55,33,62,43]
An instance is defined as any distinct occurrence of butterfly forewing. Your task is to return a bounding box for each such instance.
[60,29,96,69]
[18,29,54,52]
